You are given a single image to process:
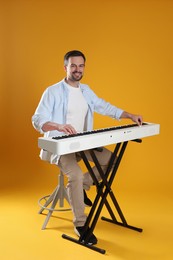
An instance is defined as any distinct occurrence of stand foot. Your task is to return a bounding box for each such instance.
[62,234,106,254]
[101,216,143,232]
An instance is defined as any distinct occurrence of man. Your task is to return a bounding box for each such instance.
[32,50,143,245]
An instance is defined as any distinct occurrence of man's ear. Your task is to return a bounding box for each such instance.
[64,65,67,72]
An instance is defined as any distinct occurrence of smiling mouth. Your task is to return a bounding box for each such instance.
[74,72,81,75]
[73,72,82,77]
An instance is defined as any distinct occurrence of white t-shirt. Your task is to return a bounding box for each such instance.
[66,85,88,132]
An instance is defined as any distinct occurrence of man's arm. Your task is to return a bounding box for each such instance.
[42,111,143,134]
[42,121,77,134]
[120,111,143,126]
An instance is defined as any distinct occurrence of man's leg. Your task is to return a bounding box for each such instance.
[58,153,98,245]
[58,153,86,227]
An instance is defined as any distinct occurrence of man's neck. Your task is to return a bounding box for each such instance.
[65,78,79,88]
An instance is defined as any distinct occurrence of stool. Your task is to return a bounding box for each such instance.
[38,171,71,230]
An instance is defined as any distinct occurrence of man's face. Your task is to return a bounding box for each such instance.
[64,56,85,82]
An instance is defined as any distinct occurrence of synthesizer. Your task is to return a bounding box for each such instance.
[38,122,160,156]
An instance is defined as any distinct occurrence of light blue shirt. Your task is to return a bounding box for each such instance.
[32,79,124,163]
[32,79,123,137]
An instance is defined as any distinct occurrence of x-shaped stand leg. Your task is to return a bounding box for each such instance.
[62,141,142,254]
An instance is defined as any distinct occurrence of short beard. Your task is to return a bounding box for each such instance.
[71,73,83,81]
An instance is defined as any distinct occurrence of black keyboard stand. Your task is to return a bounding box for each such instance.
[62,140,143,254]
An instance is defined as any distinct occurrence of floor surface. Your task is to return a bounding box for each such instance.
[1,183,173,260]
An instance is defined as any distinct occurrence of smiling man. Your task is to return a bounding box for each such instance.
[32,50,143,245]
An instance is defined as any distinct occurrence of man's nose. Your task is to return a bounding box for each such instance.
[76,66,80,71]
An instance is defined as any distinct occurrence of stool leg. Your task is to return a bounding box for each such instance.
[38,171,71,230]
[38,187,58,214]
[58,171,70,207]
[41,187,60,230]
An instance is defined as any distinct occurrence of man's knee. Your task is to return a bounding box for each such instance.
[68,170,83,183]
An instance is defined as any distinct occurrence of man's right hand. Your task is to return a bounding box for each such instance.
[42,122,77,134]
[57,124,77,134]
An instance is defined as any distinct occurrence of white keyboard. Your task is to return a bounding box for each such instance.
[38,122,160,155]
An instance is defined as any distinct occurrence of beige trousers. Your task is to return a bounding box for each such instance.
[58,147,112,227]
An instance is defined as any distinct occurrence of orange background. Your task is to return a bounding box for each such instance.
[1,1,173,259]
[1,0,172,193]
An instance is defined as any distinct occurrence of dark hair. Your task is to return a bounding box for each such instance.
[64,50,86,65]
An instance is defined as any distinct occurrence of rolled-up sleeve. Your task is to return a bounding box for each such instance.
[32,88,55,134]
